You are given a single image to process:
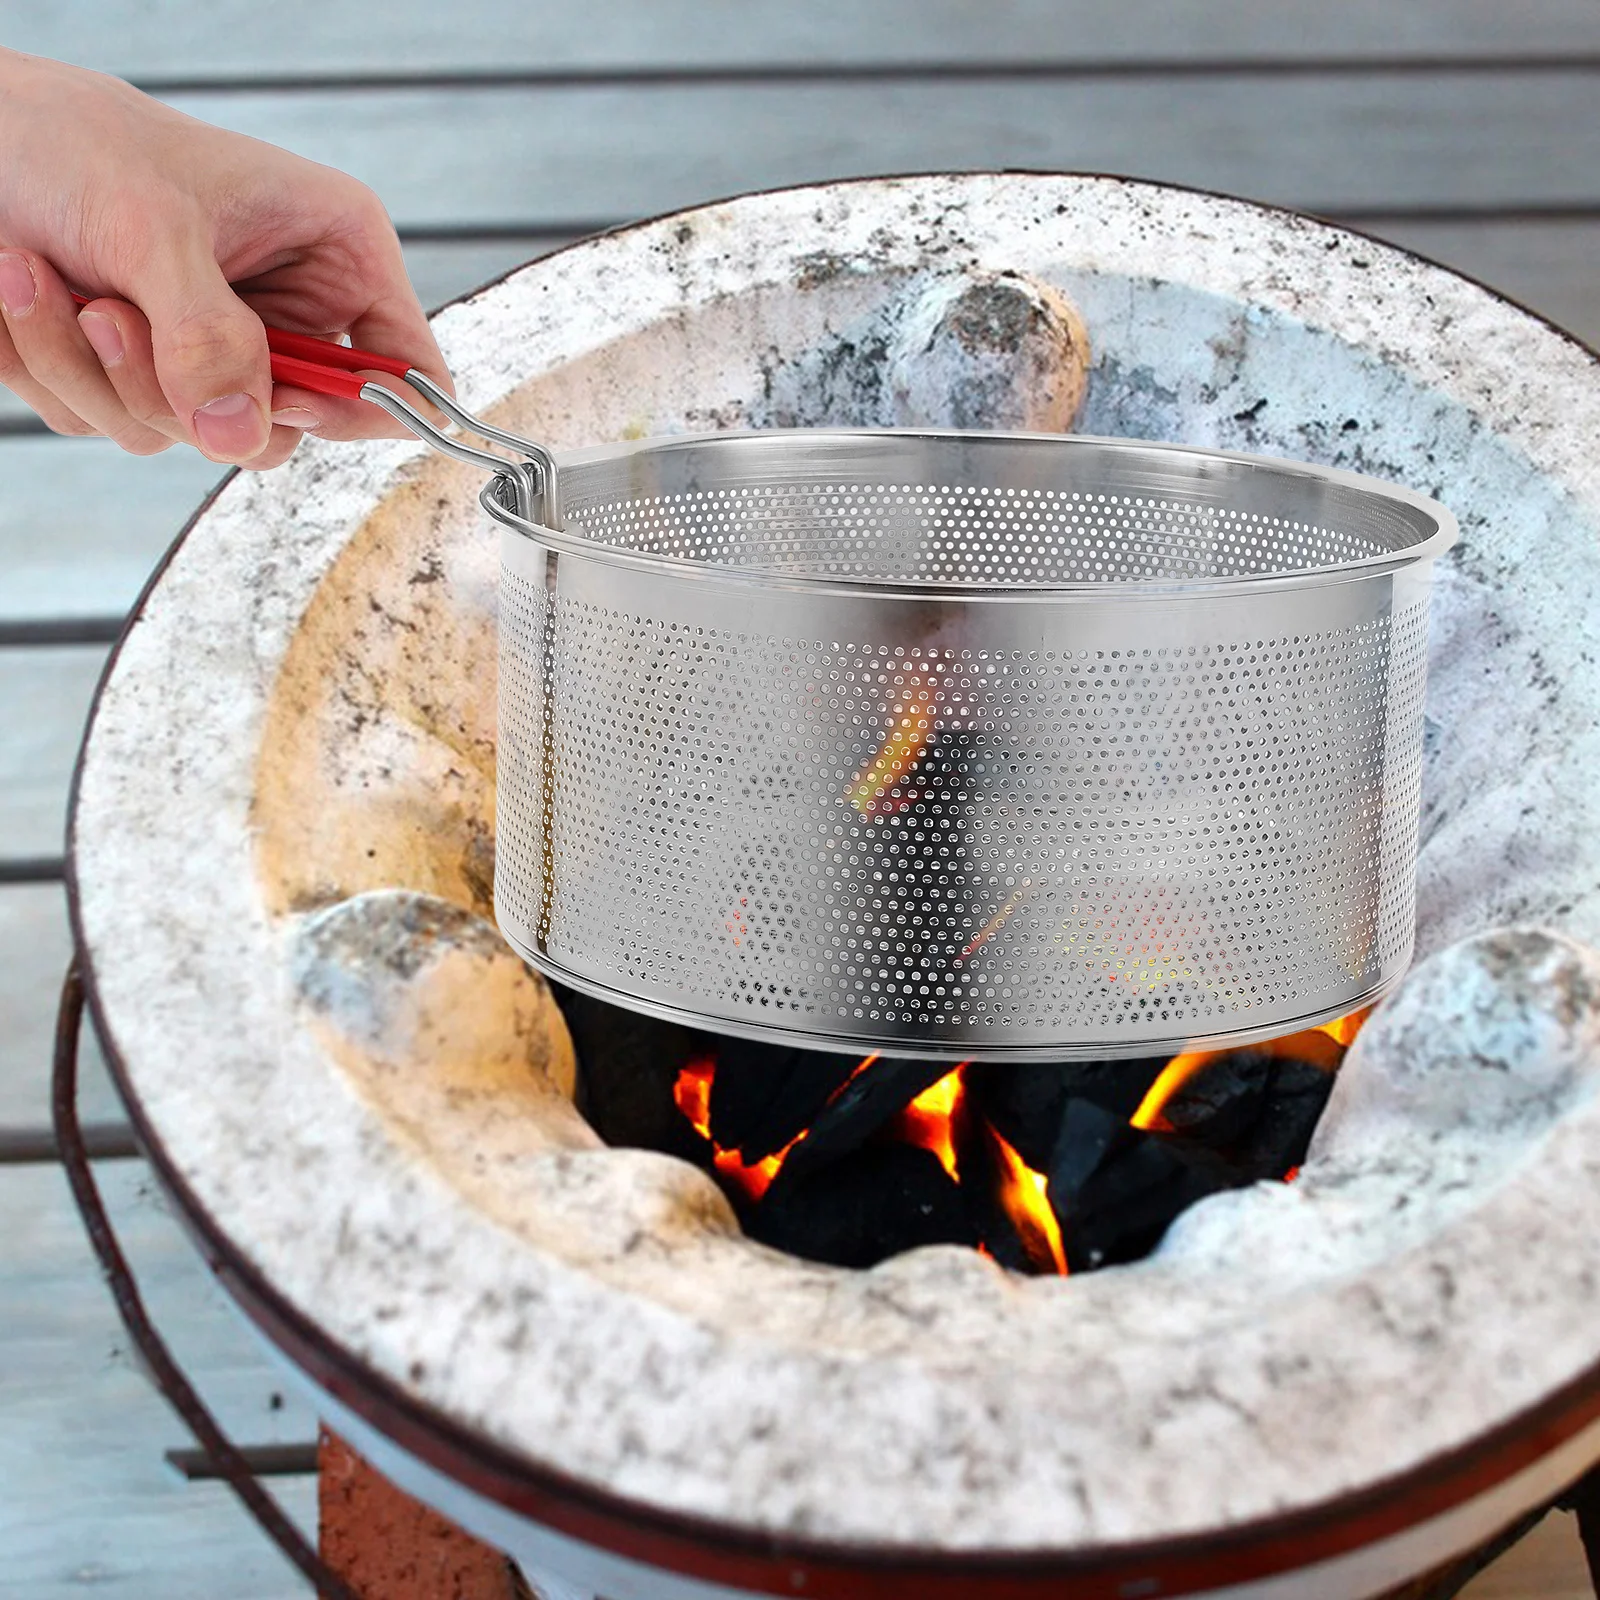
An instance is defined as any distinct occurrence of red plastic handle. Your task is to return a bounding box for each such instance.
[265,351,369,401]
[68,291,413,400]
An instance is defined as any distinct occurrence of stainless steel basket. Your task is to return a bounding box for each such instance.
[485,431,1455,1062]
[275,341,1457,1061]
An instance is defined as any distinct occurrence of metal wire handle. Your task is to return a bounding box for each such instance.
[51,964,363,1600]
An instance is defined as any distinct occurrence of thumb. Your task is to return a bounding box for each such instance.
[134,243,271,463]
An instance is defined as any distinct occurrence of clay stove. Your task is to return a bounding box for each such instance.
[67,175,1600,1599]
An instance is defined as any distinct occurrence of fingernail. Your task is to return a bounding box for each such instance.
[79,312,125,367]
[0,253,37,318]
[193,392,267,460]
[270,406,321,431]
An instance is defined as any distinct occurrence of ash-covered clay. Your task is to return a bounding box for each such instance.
[293,888,577,1100]
[1155,926,1600,1299]
[1315,926,1600,1143]
[756,268,1089,431]
[886,271,1090,430]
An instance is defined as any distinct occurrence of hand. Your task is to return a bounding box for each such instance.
[0,48,449,468]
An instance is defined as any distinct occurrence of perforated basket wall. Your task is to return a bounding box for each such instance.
[491,432,1451,1060]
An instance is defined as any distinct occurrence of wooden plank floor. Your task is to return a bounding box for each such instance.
[0,4,1596,1594]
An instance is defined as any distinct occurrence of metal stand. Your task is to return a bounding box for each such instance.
[1377,1502,1577,1598]
[1564,1470,1600,1595]
[52,964,362,1600]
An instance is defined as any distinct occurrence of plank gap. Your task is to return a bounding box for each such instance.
[0,1123,140,1163]
[126,53,1600,95]
[0,859,68,885]
[164,1442,321,1481]
[0,618,125,646]
[397,220,615,243]
[0,415,53,439]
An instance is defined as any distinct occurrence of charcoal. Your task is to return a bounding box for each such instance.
[1046,1099,1247,1272]
[749,1142,976,1269]
[1232,1058,1336,1179]
[954,1114,1060,1275]
[965,1056,1170,1168]
[707,1038,862,1163]
[559,986,712,1164]
[1158,1051,1273,1152]
[775,1056,956,1182]
[1159,1051,1336,1179]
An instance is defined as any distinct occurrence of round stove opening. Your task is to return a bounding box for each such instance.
[562,987,1363,1276]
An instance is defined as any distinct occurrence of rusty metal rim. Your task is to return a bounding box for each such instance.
[64,172,1600,1598]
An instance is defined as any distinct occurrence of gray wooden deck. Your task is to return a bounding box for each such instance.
[2,3,1598,1593]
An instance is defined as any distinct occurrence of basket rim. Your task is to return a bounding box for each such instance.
[487,427,1460,602]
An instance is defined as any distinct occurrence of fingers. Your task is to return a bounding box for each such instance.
[130,232,274,463]
[75,293,310,471]
[75,297,183,441]
[0,312,96,437]
[0,249,172,451]
[247,422,309,472]
[232,192,453,444]
[349,282,452,396]
[0,248,302,469]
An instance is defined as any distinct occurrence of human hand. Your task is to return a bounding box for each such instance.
[0,48,449,468]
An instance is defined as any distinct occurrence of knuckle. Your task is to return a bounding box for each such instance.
[104,417,152,450]
[163,308,261,378]
[127,396,179,432]
[47,413,98,439]
[344,179,390,226]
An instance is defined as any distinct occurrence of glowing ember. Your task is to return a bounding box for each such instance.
[673,1050,883,1204]
[847,677,938,817]
[672,1054,788,1202]
[989,1124,1069,1275]
[893,1064,967,1179]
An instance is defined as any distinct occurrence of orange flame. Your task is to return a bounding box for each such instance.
[1128,1047,1217,1132]
[893,1064,1067,1276]
[1317,1006,1373,1047]
[990,1125,1069,1276]
[675,1012,1368,1270]
[672,1055,788,1202]
[847,677,938,817]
